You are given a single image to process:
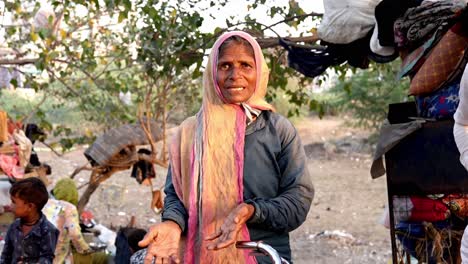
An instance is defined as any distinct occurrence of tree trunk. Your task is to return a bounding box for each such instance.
[77,169,115,214]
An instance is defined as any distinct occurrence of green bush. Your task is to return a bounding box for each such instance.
[0,89,86,128]
[326,60,413,131]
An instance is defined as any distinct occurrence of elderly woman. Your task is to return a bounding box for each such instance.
[137,31,314,264]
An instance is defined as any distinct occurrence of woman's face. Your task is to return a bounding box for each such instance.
[216,43,256,104]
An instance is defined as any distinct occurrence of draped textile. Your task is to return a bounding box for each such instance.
[169,31,274,263]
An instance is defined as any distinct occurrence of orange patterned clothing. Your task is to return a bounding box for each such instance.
[43,199,91,264]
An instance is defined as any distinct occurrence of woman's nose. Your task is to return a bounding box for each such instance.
[229,67,242,79]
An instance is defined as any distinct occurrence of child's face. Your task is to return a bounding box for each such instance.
[11,195,33,218]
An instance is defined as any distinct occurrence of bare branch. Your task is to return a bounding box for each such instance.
[38,141,64,157]
[70,163,93,179]
[47,70,81,97]
[257,35,322,49]
[263,12,323,32]
[21,93,48,127]
[138,153,168,168]
[0,58,37,65]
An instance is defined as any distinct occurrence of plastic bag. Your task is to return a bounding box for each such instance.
[318,0,382,44]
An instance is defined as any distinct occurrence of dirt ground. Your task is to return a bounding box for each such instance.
[36,116,392,264]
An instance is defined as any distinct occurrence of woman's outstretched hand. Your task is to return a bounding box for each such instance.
[205,203,255,250]
[138,220,182,264]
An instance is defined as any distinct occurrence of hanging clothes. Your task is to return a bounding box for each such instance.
[374,0,423,47]
[369,21,397,57]
[279,39,346,78]
[280,29,387,78]
[415,77,461,120]
[394,0,466,51]
[317,0,381,44]
[130,148,156,184]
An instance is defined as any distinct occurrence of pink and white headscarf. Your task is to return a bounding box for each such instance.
[169,31,274,264]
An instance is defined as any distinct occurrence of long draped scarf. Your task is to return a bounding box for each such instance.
[169,31,274,264]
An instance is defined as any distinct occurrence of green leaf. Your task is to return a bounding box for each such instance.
[118,11,126,23]
[9,79,18,87]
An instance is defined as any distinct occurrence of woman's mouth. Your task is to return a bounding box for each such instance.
[227,87,244,91]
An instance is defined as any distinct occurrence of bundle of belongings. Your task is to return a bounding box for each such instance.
[312,0,468,262]
[282,0,468,124]
[0,110,50,181]
[391,194,468,263]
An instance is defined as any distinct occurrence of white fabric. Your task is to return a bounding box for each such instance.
[0,180,11,210]
[462,225,468,264]
[392,196,413,223]
[369,20,395,56]
[454,123,468,170]
[12,129,32,168]
[455,67,468,125]
[454,67,468,171]
[318,0,382,44]
[94,224,117,256]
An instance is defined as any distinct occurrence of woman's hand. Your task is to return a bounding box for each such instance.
[138,220,182,264]
[205,203,255,250]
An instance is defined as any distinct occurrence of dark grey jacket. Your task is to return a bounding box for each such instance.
[162,111,314,263]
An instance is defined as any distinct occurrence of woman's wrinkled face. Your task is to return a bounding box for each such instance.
[216,43,256,104]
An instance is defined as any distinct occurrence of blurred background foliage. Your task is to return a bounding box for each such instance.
[0,0,410,151]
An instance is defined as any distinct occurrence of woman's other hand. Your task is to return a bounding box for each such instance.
[138,220,182,264]
[205,203,254,250]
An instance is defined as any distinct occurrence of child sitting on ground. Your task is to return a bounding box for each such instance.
[0,177,59,263]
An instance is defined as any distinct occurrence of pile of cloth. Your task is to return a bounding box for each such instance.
[0,111,48,180]
[391,194,468,263]
[283,0,468,123]
[0,111,31,179]
[311,1,468,262]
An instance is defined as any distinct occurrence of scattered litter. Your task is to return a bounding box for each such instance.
[149,218,156,223]
[117,211,126,216]
[308,230,356,245]
[78,178,85,182]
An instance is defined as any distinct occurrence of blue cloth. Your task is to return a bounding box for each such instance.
[415,79,461,120]
[114,230,132,264]
[0,213,59,264]
[396,220,451,263]
[162,111,314,264]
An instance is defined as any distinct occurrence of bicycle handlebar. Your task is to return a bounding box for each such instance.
[236,241,290,264]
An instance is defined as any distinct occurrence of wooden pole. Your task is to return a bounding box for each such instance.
[0,111,8,143]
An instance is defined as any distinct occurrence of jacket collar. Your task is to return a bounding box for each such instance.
[15,213,47,237]
[246,111,268,135]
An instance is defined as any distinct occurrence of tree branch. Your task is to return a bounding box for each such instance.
[47,69,81,97]
[21,93,48,127]
[257,35,322,49]
[0,58,37,65]
[38,141,64,157]
[263,12,323,32]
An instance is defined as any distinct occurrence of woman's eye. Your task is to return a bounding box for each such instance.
[219,64,230,70]
[242,63,252,68]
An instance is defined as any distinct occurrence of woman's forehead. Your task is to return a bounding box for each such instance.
[218,43,255,60]
[218,47,255,61]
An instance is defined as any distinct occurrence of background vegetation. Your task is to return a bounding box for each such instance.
[0,0,412,151]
